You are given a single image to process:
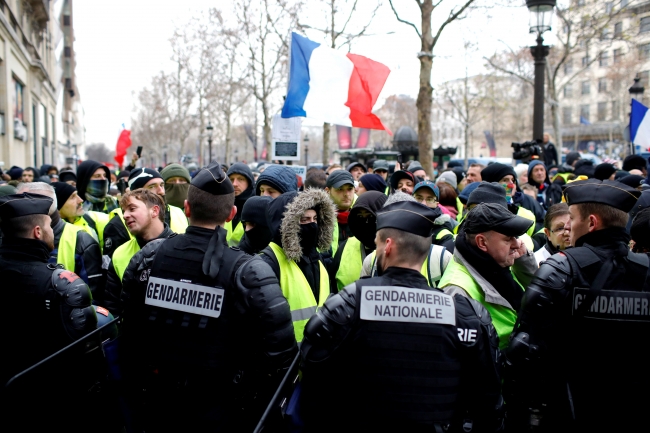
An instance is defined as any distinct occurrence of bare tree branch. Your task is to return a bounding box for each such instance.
[388,0,422,39]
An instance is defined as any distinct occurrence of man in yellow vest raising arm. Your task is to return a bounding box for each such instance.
[104,189,173,316]
[259,189,336,342]
[439,203,538,349]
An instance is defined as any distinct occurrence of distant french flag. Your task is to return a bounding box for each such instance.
[631,99,650,148]
[281,32,391,134]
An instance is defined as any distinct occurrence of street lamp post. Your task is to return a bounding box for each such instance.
[628,74,645,155]
[304,133,309,166]
[527,0,556,143]
[206,122,214,164]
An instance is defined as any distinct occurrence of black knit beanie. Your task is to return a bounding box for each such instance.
[241,196,273,226]
[52,182,77,210]
[594,163,617,181]
[480,163,517,184]
[466,182,508,207]
[128,168,163,190]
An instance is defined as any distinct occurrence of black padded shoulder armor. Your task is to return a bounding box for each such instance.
[301,282,358,362]
[51,268,97,340]
[530,252,573,292]
[236,255,281,293]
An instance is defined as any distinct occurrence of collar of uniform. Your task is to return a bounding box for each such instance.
[0,237,51,262]
[575,226,629,249]
[380,266,430,288]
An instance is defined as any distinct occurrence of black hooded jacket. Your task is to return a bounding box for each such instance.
[227,163,255,228]
[76,160,110,201]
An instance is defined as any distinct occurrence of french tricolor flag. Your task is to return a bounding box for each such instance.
[631,99,650,148]
[281,32,391,133]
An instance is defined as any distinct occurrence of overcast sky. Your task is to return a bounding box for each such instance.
[74,0,545,148]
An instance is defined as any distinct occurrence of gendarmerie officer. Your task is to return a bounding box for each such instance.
[504,179,650,432]
[0,193,97,431]
[119,161,297,432]
[300,201,503,433]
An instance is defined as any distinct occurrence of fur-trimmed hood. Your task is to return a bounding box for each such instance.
[267,189,336,262]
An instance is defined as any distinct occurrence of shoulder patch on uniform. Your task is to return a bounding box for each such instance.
[96,306,109,317]
[145,276,225,318]
[573,288,650,322]
[360,286,455,325]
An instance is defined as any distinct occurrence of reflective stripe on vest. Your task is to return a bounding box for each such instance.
[369,245,446,288]
[435,228,453,240]
[331,222,340,256]
[224,220,245,247]
[438,257,522,349]
[335,237,365,291]
[516,206,536,237]
[267,242,329,342]
[455,197,464,222]
[57,223,83,271]
[168,205,188,234]
[112,237,141,281]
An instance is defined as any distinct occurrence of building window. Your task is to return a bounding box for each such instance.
[63,15,71,26]
[612,100,619,120]
[582,56,591,67]
[621,0,629,7]
[577,0,585,6]
[598,78,607,93]
[613,48,623,63]
[599,51,609,66]
[582,81,590,95]
[598,102,607,121]
[601,27,610,40]
[564,84,573,98]
[641,17,650,34]
[563,107,573,125]
[614,22,623,37]
[12,77,24,124]
[640,71,650,88]
[606,2,613,14]
[640,43,650,60]
[64,46,71,58]
[564,60,573,75]
[580,104,590,122]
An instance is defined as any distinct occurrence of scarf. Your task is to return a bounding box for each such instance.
[165,183,190,209]
[455,231,524,312]
[337,210,350,225]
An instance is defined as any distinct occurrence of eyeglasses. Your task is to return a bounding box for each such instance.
[414,195,438,205]
[551,227,568,234]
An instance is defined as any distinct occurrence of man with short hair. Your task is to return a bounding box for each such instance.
[439,203,537,348]
[533,202,570,265]
[305,168,327,189]
[413,180,455,250]
[0,192,97,431]
[407,160,427,180]
[53,182,110,249]
[505,179,649,432]
[103,167,188,258]
[17,182,104,299]
[527,161,563,211]
[466,163,485,184]
[325,170,356,255]
[542,132,558,167]
[119,162,297,431]
[21,167,39,183]
[300,201,503,432]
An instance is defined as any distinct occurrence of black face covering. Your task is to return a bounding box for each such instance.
[299,222,319,253]
[165,183,190,209]
[353,216,377,249]
[239,225,273,255]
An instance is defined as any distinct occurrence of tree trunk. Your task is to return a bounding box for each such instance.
[262,101,272,162]
[225,111,232,165]
[322,122,330,166]
[417,0,434,179]
[464,123,469,169]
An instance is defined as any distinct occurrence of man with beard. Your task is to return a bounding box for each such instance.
[104,189,174,316]
[53,182,110,249]
[0,193,97,431]
[325,170,356,256]
[299,201,503,433]
[439,203,537,349]
[17,182,104,299]
[527,161,563,211]
[533,203,570,265]
[260,189,336,342]
[504,179,649,432]
[238,196,274,255]
[330,191,387,291]
[103,167,187,258]
[226,163,255,246]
